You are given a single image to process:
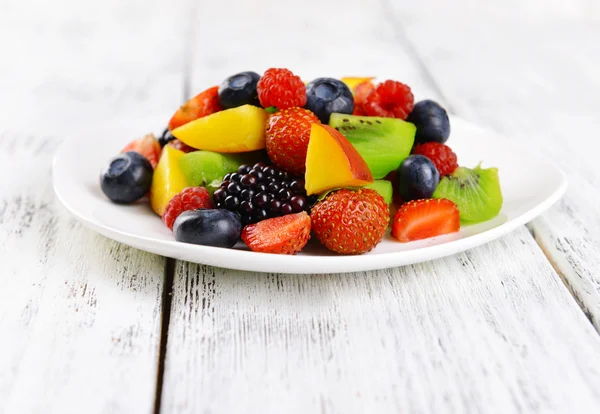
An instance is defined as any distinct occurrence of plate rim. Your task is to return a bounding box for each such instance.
[52,116,568,274]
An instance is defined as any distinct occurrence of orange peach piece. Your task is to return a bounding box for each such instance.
[171,105,268,153]
[305,123,373,195]
[150,145,188,216]
[341,77,375,92]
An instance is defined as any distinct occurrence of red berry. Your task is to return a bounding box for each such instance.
[412,142,458,176]
[241,211,311,254]
[162,187,214,230]
[363,80,414,119]
[265,108,320,176]
[121,133,162,169]
[257,68,306,109]
[391,198,460,242]
[168,86,222,131]
[311,189,389,255]
[167,139,196,153]
[352,80,375,115]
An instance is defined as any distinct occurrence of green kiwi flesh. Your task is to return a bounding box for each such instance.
[364,180,393,205]
[179,150,264,194]
[328,113,416,179]
[433,165,503,222]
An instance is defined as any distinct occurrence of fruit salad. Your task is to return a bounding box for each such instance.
[99,69,503,255]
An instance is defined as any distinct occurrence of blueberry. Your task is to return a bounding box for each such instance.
[100,152,153,204]
[173,209,241,248]
[305,78,354,123]
[158,128,176,147]
[218,71,260,109]
[396,155,440,201]
[406,100,450,144]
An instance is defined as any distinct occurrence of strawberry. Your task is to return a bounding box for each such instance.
[168,86,222,131]
[241,211,311,254]
[391,198,460,242]
[265,107,320,176]
[412,142,458,176]
[311,189,389,254]
[121,133,162,169]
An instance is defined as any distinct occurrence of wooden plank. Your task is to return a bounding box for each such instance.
[161,0,600,412]
[0,0,188,412]
[384,0,600,330]
[162,229,600,413]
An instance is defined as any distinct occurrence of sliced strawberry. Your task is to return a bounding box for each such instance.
[241,212,311,254]
[121,133,162,169]
[168,86,222,131]
[391,198,460,242]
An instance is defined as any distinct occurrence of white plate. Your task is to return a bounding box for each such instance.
[53,116,567,274]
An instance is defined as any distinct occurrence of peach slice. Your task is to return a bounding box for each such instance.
[150,145,188,216]
[305,124,373,195]
[341,77,375,92]
[171,105,268,153]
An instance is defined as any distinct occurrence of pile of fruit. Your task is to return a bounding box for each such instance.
[100,69,503,255]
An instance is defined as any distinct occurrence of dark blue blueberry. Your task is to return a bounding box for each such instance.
[218,71,261,108]
[158,128,176,147]
[396,155,440,201]
[406,100,450,144]
[173,209,241,248]
[100,152,153,204]
[304,78,354,123]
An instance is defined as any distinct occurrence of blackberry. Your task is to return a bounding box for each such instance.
[214,163,311,225]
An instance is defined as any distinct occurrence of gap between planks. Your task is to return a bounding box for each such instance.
[153,258,176,414]
[381,0,597,331]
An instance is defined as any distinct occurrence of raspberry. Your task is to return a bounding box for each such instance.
[265,107,320,176]
[363,80,414,119]
[162,187,213,230]
[412,142,458,176]
[257,68,306,109]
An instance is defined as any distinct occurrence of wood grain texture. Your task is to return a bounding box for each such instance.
[161,0,600,412]
[384,0,600,330]
[0,0,188,412]
[162,229,600,414]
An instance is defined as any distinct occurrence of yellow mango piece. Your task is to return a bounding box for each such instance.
[305,123,373,195]
[341,77,375,92]
[171,105,268,153]
[150,145,188,216]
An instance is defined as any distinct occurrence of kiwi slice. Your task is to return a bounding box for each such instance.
[329,113,416,179]
[179,150,264,194]
[433,165,503,223]
[364,180,393,205]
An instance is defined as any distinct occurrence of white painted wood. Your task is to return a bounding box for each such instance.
[161,0,600,412]
[384,0,600,330]
[162,229,600,414]
[0,0,188,412]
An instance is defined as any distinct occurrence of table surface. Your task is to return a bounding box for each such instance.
[2,0,600,413]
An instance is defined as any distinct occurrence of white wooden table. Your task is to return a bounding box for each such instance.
[2,0,600,413]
